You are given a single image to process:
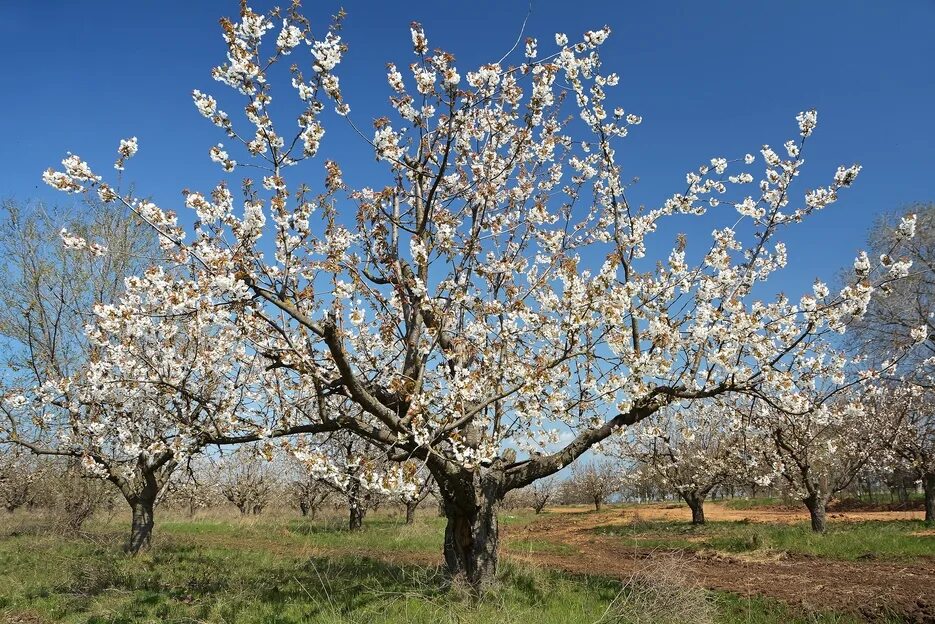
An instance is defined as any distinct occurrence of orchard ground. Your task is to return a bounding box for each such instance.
[1,500,933,624]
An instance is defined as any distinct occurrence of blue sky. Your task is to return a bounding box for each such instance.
[1,0,933,296]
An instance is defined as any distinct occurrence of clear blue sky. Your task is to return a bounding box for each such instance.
[1,1,932,295]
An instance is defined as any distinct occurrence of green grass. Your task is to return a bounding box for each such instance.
[161,515,446,555]
[0,531,866,624]
[593,518,935,560]
[0,512,916,624]
[0,530,623,624]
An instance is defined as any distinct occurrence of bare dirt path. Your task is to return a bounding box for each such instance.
[548,501,925,524]
[504,504,935,622]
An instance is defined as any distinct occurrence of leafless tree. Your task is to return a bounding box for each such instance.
[568,461,621,511]
[290,473,332,519]
[219,454,273,516]
[0,446,38,513]
[529,477,558,514]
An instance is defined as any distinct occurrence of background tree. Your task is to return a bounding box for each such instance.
[616,400,744,524]
[529,477,558,514]
[399,464,435,525]
[294,431,409,531]
[162,460,218,517]
[290,470,333,519]
[746,386,904,532]
[0,446,39,513]
[568,461,621,511]
[218,451,274,516]
[845,204,935,522]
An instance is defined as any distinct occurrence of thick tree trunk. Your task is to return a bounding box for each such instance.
[682,492,706,525]
[125,495,156,555]
[439,471,503,595]
[405,501,418,525]
[593,498,602,512]
[924,472,935,525]
[803,494,828,533]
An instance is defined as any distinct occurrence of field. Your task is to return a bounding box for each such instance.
[0,500,932,624]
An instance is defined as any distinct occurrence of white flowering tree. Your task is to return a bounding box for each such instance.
[0,262,279,553]
[746,385,909,532]
[877,383,935,522]
[616,400,747,524]
[293,429,413,530]
[846,204,935,522]
[39,3,921,589]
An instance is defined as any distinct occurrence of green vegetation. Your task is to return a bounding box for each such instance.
[593,518,935,560]
[0,514,887,624]
[164,516,446,555]
[0,532,619,624]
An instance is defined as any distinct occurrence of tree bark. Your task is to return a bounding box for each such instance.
[347,479,366,530]
[405,500,418,525]
[803,494,828,533]
[593,498,602,512]
[682,491,706,525]
[438,470,503,595]
[924,472,935,525]
[125,494,156,555]
[348,503,365,530]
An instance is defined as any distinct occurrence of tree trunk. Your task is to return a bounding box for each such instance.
[405,501,418,525]
[593,498,602,512]
[125,494,156,555]
[349,503,365,530]
[438,471,502,595]
[682,492,706,525]
[347,479,366,531]
[924,472,935,525]
[803,494,828,533]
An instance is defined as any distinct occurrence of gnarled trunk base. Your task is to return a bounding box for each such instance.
[804,495,827,533]
[438,471,503,595]
[683,493,706,525]
[125,497,155,555]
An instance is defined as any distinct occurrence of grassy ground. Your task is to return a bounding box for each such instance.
[718,494,926,512]
[592,517,935,561]
[0,510,893,624]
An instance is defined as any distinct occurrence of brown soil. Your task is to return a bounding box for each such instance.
[553,501,925,524]
[504,504,935,623]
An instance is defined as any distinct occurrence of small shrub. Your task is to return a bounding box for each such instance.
[597,555,714,624]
